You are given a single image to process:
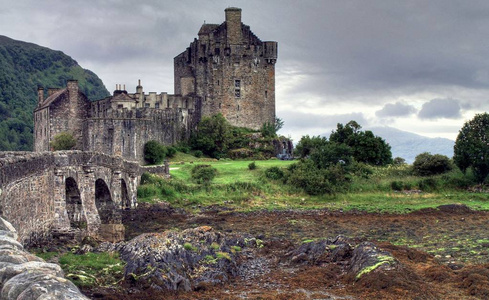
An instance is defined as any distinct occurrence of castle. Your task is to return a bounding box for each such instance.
[33,8,278,161]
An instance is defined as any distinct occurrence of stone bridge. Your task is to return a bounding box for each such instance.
[0,151,168,245]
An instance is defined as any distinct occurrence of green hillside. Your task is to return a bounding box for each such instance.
[0,35,109,151]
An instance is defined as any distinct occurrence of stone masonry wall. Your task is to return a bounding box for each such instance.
[0,151,141,245]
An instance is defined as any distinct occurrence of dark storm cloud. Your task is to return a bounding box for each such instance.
[376,102,417,118]
[418,98,462,120]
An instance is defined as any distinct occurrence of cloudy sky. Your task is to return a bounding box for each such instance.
[2,0,489,142]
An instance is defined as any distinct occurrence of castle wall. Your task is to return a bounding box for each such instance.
[84,108,190,162]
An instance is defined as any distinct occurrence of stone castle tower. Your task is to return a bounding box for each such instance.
[174,7,278,129]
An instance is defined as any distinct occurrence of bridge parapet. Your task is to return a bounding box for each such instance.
[0,151,148,245]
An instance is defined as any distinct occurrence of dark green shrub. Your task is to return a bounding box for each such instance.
[193,150,203,158]
[350,161,373,179]
[140,172,152,184]
[177,145,190,153]
[166,146,177,158]
[265,166,284,180]
[413,152,452,176]
[191,165,218,185]
[285,161,350,195]
[418,178,439,192]
[391,181,404,191]
[137,184,159,198]
[144,140,167,164]
[393,157,406,165]
[445,175,474,189]
[50,132,76,151]
[248,161,257,170]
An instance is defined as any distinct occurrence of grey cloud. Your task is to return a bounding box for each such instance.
[376,102,417,118]
[278,110,367,131]
[418,98,462,120]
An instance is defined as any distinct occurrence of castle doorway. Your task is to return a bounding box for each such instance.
[65,177,86,229]
[95,179,117,224]
[121,179,130,209]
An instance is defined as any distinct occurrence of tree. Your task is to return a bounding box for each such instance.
[329,121,392,166]
[144,140,167,165]
[50,132,76,151]
[310,142,353,169]
[261,117,284,138]
[412,152,452,176]
[454,113,489,182]
[294,135,328,158]
[190,113,232,158]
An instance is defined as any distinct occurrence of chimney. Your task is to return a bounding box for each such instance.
[225,7,242,45]
[136,79,143,94]
[37,87,44,105]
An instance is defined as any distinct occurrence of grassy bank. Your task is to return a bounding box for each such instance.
[138,157,489,213]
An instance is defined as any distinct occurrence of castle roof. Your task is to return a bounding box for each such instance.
[198,24,219,35]
[110,92,137,103]
[36,88,68,110]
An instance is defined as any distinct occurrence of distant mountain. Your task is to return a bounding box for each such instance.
[0,35,109,151]
[368,126,455,164]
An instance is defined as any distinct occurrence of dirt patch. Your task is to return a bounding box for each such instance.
[83,205,489,299]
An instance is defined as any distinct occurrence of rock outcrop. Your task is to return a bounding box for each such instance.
[119,226,259,291]
[0,217,88,299]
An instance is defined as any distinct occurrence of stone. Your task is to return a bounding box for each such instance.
[120,226,257,291]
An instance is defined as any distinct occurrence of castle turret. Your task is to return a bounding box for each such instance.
[37,87,44,106]
[225,7,242,45]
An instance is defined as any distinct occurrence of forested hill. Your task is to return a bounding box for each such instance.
[0,35,109,151]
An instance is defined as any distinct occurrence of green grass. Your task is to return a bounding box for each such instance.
[138,159,489,213]
[59,252,125,287]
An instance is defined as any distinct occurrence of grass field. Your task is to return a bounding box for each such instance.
[137,156,489,213]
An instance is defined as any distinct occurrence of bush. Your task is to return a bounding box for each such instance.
[418,178,439,192]
[50,132,76,151]
[140,172,152,184]
[191,165,218,185]
[193,150,203,158]
[137,184,159,198]
[144,140,167,165]
[265,166,284,180]
[176,145,190,153]
[413,152,452,176]
[166,146,177,158]
[393,157,406,165]
[248,161,257,170]
[390,181,404,191]
[285,160,350,195]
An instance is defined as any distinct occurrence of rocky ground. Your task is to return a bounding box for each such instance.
[82,203,489,299]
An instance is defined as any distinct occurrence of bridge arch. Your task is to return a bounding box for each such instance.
[95,178,118,224]
[65,177,86,229]
[121,178,130,209]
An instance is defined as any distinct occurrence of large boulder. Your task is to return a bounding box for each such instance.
[0,217,88,299]
[120,226,259,291]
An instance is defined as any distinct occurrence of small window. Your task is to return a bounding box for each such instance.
[155,103,160,109]
[234,80,241,98]
[117,104,123,109]
[265,90,268,98]
[144,103,150,108]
